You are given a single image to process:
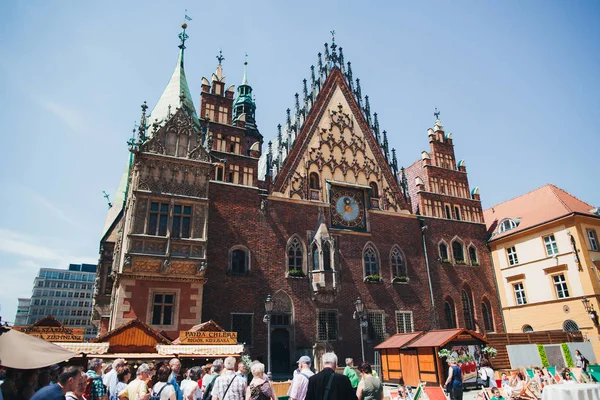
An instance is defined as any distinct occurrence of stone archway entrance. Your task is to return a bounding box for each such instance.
[270,291,294,375]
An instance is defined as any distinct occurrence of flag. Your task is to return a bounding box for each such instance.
[185,14,192,21]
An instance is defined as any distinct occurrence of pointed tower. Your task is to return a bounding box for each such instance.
[148,23,199,130]
[232,58,260,139]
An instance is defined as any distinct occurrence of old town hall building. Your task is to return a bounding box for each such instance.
[93,24,502,372]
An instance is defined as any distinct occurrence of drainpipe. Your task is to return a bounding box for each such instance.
[419,217,438,329]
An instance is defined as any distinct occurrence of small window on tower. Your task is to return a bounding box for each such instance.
[309,172,320,200]
[445,205,452,219]
[369,182,380,209]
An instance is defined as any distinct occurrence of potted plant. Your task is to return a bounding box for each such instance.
[288,269,306,278]
[455,260,467,265]
[392,275,410,284]
[442,258,452,264]
[471,261,480,266]
[364,274,383,283]
[437,349,452,359]
[481,346,497,358]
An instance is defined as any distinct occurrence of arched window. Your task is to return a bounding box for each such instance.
[230,246,250,275]
[364,246,379,277]
[461,288,475,330]
[452,241,465,263]
[323,243,332,271]
[481,298,494,332]
[444,300,457,329]
[287,237,304,273]
[445,205,452,219]
[369,182,379,198]
[439,243,449,261]
[522,324,534,333]
[469,246,478,265]
[309,172,320,189]
[499,218,520,233]
[390,247,406,277]
[563,320,579,332]
[312,244,319,271]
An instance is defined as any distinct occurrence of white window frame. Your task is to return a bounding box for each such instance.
[587,230,599,251]
[553,274,569,299]
[395,310,414,333]
[507,246,519,266]
[513,282,527,305]
[544,234,559,256]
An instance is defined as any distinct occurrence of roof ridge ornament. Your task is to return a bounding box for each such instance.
[216,49,225,65]
[434,107,441,121]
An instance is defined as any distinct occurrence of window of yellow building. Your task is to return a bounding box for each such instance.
[513,282,527,305]
[507,246,519,266]
[587,229,598,251]
[543,234,559,256]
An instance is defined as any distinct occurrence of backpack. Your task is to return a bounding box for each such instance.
[249,381,270,400]
[203,375,219,400]
[149,382,172,400]
[83,376,102,400]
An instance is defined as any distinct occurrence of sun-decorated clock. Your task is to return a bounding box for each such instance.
[330,186,367,231]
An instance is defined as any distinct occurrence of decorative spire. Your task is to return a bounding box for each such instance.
[138,101,148,143]
[294,93,301,118]
[401,167,408,199]
[216,49,225,65]
[355,78,363,109]
[338,47,345,73]
[267,141,273,177]
[364,95,372,127]
[382,130,390,162]
[391,148,398,177]
[317,52,324,81]
[346,62,354,92]
[373,112,381,145]
[329,30,339,66]
[323,43,330,73]
[286,108,292,131]
[303,79,309,105]
[148,23,199,133]
[310,65,317,89]
[277,124,283,146]
[242,53,248,85]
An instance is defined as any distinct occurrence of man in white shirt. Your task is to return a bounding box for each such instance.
[213,356,246,400]
[288,356,314,400]
[103,358,125,399]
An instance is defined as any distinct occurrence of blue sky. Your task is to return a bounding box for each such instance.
[0,1,599,322]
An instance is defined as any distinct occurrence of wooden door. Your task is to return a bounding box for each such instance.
[400,350,420,386]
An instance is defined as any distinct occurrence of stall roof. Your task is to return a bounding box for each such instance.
[374,332,424,350]
[408,329,486,348]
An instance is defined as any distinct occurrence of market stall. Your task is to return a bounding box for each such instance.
[375,328,487,388]
[0,326,77,369]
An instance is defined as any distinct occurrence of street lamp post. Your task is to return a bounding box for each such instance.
[354,297,367,362]
[264,295,273,375]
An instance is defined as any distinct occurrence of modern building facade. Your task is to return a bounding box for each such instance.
[26,263,98,341]
[14,298,31,326]
[94,24,502,373]
[484,184,600,358]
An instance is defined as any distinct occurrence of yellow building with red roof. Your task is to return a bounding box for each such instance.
[484,184,600,359]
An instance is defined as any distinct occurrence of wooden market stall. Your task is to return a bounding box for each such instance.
[375,328,487,388]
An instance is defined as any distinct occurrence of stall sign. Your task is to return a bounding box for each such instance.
[179,331,238,344]
[13,326,85,342]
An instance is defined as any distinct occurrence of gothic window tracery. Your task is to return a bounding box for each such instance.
[363,244,380,277]
[287,236,304,274]
[390,246,407,277]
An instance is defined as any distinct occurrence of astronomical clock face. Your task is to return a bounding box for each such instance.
[330,186,366,231]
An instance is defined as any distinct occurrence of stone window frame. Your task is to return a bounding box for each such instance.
[286,235,307,276]
[587,229,599,251]
[468,243,478,265]
[438,240,450,262]
[451,237,466,264]
[389,245,408,279]
[146,287,180,331]
[228,245,251,275]
[316,309,339,342]
[543,234,559,257]
[461,285,476,331]
[481,297,495,333]
[362,242,381,278]
[395,310,414,333]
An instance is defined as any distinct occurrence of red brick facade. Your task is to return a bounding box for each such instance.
[95,39,503,374]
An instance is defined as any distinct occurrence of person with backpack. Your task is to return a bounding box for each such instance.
[86,358,108,400]
[152,365,176,400]
[202,360,223,400]
[575,349,589,372]
[288,356,314,400]
[212,357,246,400]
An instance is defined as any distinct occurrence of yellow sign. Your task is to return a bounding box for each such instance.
[179,331,238,345]
[13,326,85,342]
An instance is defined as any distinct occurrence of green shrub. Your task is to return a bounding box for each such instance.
[562,343,574,368]
[537,344,549,367]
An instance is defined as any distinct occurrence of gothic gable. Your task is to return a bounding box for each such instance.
[272,68,408,212]
[141,108,209,162]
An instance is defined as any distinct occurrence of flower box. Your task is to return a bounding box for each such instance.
[364,274,383,283]
[471,261,480,266]
[288,269,306,278]
[392,276,410,284]
[455,260,467,265]
[441,259,452,264]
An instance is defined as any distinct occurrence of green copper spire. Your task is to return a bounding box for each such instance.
[148,22,199,133]
[233,54,256,124]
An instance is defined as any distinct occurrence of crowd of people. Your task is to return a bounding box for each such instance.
[0,352,384,400]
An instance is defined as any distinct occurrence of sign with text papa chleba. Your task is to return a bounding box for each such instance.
[179,331,238,344]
